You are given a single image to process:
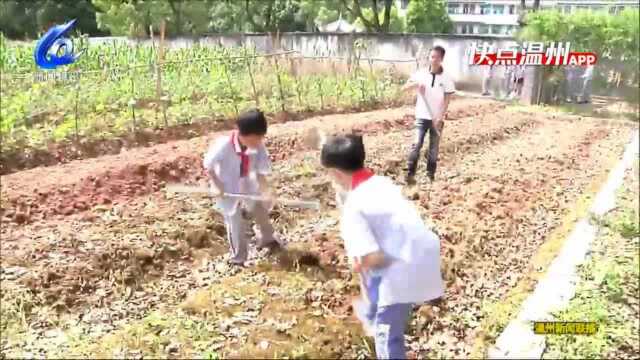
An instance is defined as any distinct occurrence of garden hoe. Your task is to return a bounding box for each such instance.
[165,183,321,210]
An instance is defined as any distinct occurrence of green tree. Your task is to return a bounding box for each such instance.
[405,0,452,34]
[518,0,541,26]
[92,0,211,37]
[0,0,104,39]
[209,0,244,32]
[354,5,405,32]
[243,0,305,32]
[520,9,640,103]
[340,0,395,32]
[520,9,638,59]
[298,0,342,31]
[0,1,39,39]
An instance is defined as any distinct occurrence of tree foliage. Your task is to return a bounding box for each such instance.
[520,9,640,102]
[298,0,342,31]
[242,0,306,32]
[405,0,452,34]
[0,0,103,39]
[92,0,212,37]
[520,9,639,66]
[339,0,394,32]
[353,4,405,32]
[1,0,458,39]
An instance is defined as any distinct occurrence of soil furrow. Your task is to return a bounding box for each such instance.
[1,101,636,359]
[1,99,502,223]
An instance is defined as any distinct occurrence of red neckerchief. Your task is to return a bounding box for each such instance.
[230,131,249,177]
[351,168,374,190]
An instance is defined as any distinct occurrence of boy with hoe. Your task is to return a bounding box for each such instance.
[203,109,281,266]
[320,134,444,359]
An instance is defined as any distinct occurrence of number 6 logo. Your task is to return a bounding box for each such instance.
[34,19,82,70]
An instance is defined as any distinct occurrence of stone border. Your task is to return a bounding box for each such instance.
[488,129,639,359]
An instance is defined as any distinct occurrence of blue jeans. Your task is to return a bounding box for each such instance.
[407,119,441,178]
[354,275,412,359]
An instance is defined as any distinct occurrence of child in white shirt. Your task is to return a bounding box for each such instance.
[320,135,444,359]
[203,109,281,266]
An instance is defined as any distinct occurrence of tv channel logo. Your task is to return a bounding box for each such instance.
[34,19,83,70]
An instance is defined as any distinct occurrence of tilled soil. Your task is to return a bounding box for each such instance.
[0,98,636,358]
[0,98,499,223]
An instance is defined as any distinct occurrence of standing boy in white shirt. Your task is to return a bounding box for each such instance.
[403,46,456,185]
[578,64,594,104]
[320,135,445,359]
[203,109,281,266]
[482,64,494,96]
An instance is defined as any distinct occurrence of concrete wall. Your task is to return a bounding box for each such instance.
[92,33,519,92]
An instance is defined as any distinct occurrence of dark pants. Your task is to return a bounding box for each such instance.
[407,119,441,177]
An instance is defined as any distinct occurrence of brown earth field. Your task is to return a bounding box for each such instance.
[1,97,638,359]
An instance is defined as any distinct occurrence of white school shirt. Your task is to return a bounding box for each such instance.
[202,133,271,216]
[582,65,594,80]
[340,175,445,307]
[409,67,455,121]
[483,65,494,78]
[514,65,525,80]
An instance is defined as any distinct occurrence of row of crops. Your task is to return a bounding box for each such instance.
[1,37,411,153]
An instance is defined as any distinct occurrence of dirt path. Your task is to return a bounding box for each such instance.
[1,99,637,358]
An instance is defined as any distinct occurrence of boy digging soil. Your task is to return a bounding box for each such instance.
[320,135,444,359]
[203,109,282,266]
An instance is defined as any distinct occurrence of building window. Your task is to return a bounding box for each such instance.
[459,23,474,34]
[463,4,475,14]
[481,4,491,14]
[479,25,489,34]
[576,5,588,11]
[493,5,505,15]
[490,25,504,34]
[509,5,516,14]
[460,23,474,34]
[448,4,459,14]
[563,5,572,14]
[399,0,410,10]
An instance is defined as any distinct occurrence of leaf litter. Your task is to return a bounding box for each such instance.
[1,100,637,358]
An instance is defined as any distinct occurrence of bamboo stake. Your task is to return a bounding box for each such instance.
[290,57,303,109]
[274,56,286,112]
[130,67,137,133]
[156,20,167,128]
[74,73,80,141]
[222,50,239,116]
[244,48,260,107]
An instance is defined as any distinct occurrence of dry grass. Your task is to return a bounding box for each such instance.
[470,143,622,357]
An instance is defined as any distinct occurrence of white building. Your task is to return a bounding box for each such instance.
[414,0,640,36]
[317,18,361,33]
